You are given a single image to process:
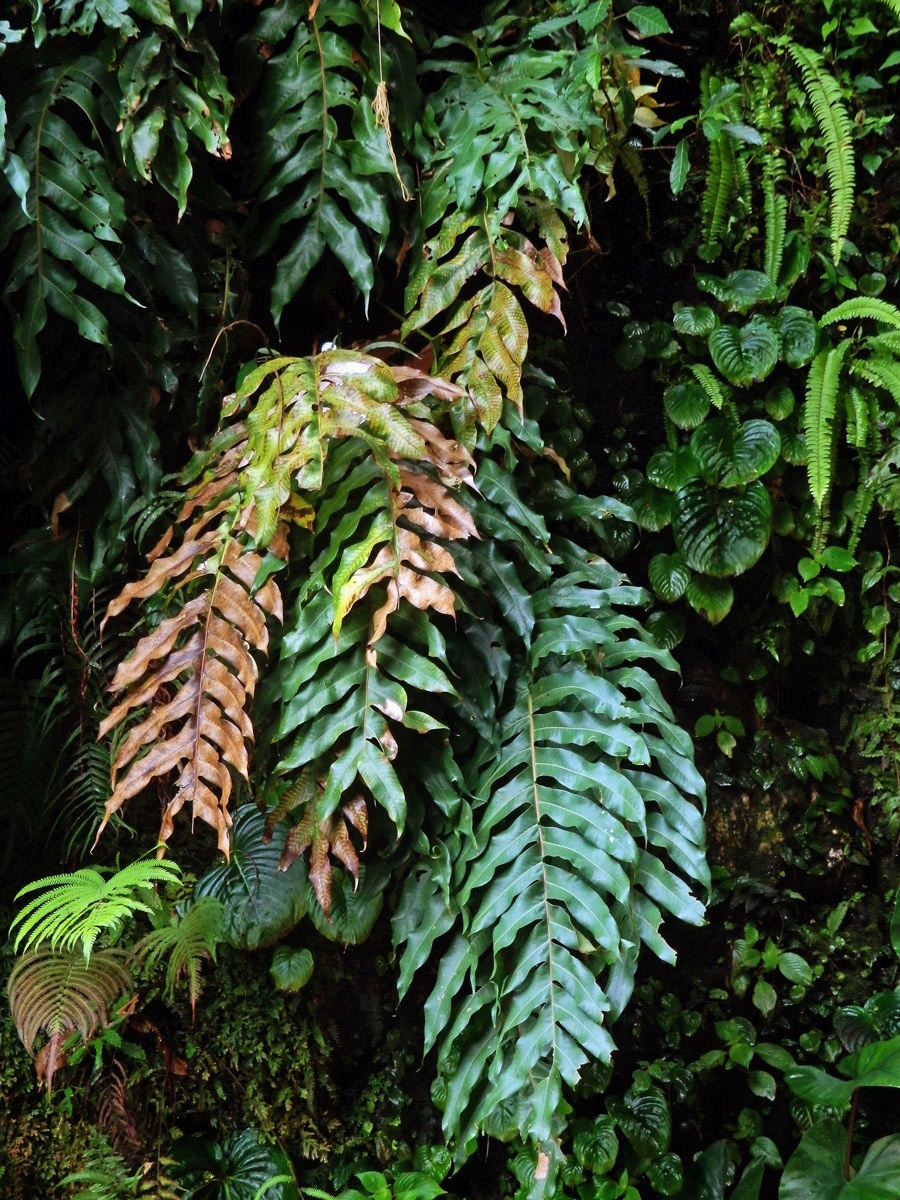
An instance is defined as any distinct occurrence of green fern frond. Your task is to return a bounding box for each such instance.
[874,0,900,19]
[687,363,727,410]
[821,297,900,329]
[133,896,224,1016]
[787,43,855,264]
[700,135,735,247]
[763,173,787,284]
[804,341,851,511]
[11,858,182,962]
[618,142,650,234]
[851,357,900,408]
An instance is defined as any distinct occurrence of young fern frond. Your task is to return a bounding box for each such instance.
[787,43,855,264]
[10,858,182,962]
[700,135,735,246]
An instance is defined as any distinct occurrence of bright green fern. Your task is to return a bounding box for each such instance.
[11,857,182,962]
[787,43,855,264]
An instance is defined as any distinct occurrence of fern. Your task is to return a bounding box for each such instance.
[821,297,900,330]
[240,0,402,323]
[803,341,851,513]
[7,946,133,1091]
[1,54,128,395]
[393,460,708,1188]
[10,858,181,961]
[763,171,787,285]
[62,1131,183,1200]
[787,43,855,264]
[133,896,224,1017]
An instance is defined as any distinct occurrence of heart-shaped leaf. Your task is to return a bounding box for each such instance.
[778,306,818,368]
[686,576,734,624]
[697,269,776,312]
[646,1152,684,1197]
[673,478,772,576]
[195,805,307,950]
[765,381,796,421]
[573,1116,618,1174]
[664,382,711,429]
[172,1129,299,1200]
[269,946,314,992]
[647,609,687,648]
[649,553,691,602]
[629,479,674,531]
[647,445,700,490]
[673,305,717,338]
[709,317,780,386]
[691,418,781,486]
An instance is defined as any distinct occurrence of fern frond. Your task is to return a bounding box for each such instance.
[687,363,727,410]
[7,946,133,1092]
[851,356,900,408]
[700,135,736,247]
[617,143,651,234]
[821,297,900,329]
[804,341,851,511]
[394,527,708,1180]
[62,1131,183,1200]
[874,0,900,19]
[787,43,855,264]
[763,173,787,284]
[133,896,224,1017]
[11,858,181,961]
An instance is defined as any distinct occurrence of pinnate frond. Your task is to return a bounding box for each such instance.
[821,297,900,330]
[132,896,224,1017]
[788,43,855,264]
[11,859,181,962]
[804,342,850,511]
[7,946,133,1092]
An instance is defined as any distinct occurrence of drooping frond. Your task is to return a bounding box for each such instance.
[10,859,181,961]
[687,363,726,410]
[132,896,224,1017]
[821,297,900,329]
[98,350,474,854]
[803,341,851,511]
[7,946,133,1092]
[763,172,787,285]
[788,43,855,264]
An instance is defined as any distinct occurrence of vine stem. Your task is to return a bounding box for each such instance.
[844,1087,859,1180]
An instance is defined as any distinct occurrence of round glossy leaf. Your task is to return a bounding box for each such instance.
[778,306,818,368]
[630,480,674,531]
[780,429,807,465]
[673,305,717,338]
[573,1116,618,1174]
[778,952,813,987]
[686,576,734,625]
[172,1129,299,1200]
[709,318,780,386]
[664,382,710,429]
[269,946,314,992]
[647,609,687,649]
[765,381,796,421]
[647,445,700,490]
[673,478,772,576]
[648,553,690,602]
[859,271,887,297]
[869,991,900,1038]
[412,1145,453,1183]
[697,269,776,312]
[195,806,307,950]
[691,417,781,486]
[646,1152,683,1197]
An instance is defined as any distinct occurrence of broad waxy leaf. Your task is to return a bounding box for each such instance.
[672,479,772,577]
[709,317,780,386]
[690,418,781,487]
